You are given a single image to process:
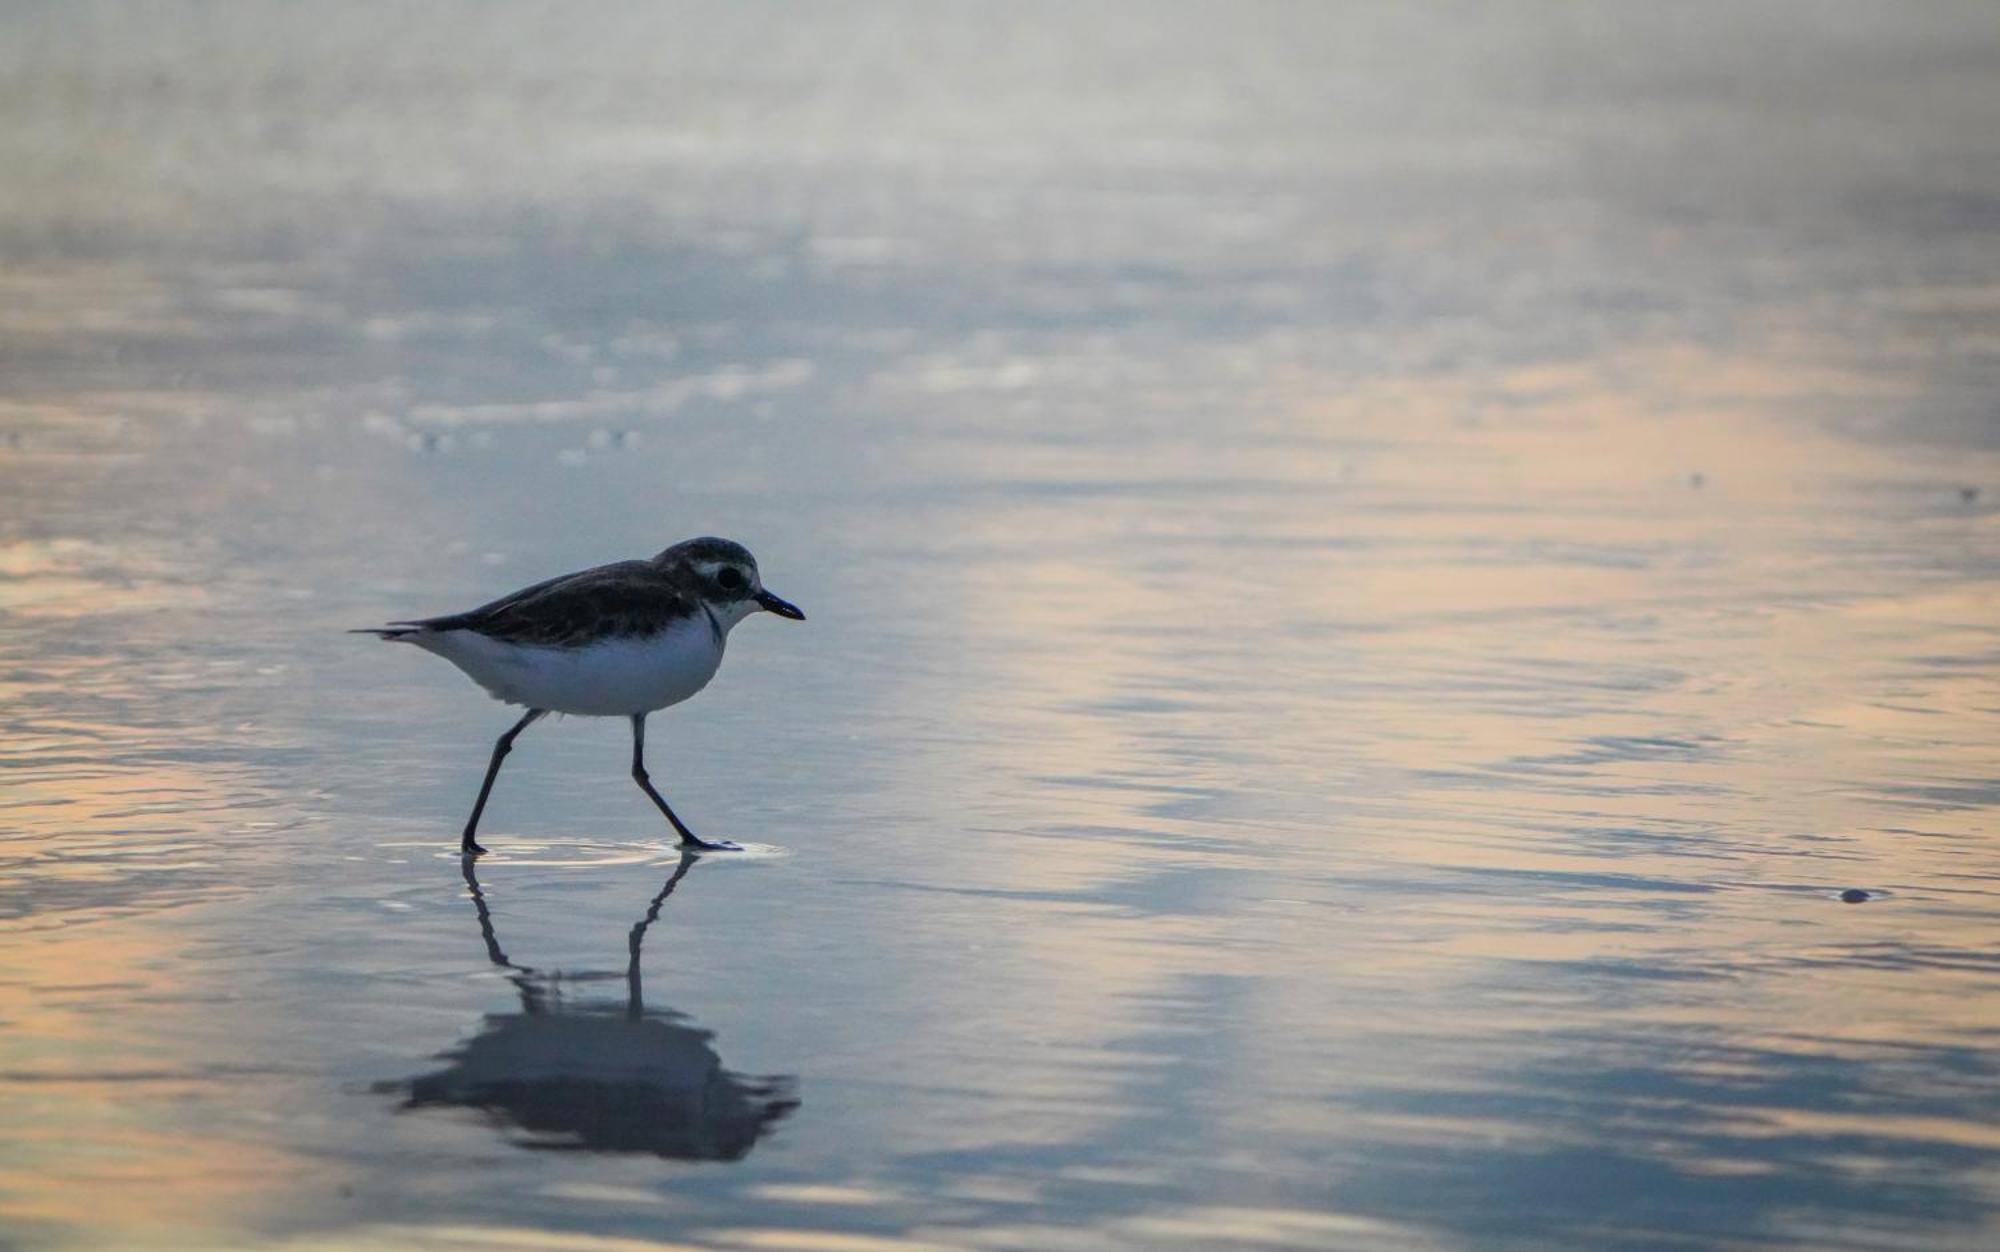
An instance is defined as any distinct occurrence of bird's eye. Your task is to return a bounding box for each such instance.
[716,567,746,592]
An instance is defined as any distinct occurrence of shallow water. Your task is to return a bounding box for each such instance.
[3,3,2000,1249]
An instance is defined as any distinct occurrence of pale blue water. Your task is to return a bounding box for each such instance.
[3,4,1999,1249]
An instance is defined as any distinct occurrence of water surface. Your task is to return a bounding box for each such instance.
[3,4,1999,1249]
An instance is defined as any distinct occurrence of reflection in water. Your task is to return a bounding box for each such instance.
[395,854,798,1161]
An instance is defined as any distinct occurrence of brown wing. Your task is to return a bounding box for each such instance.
[396,560,700,647]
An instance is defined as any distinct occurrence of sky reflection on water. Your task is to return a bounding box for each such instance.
[3,3,1999,1249]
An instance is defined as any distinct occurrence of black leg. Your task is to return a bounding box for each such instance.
[461,708,545,855]
[630,713,739,851]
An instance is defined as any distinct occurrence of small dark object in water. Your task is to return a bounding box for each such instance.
[1960,486,1980,503]
[1688,472,1706,488]
[1840,888,1871,904]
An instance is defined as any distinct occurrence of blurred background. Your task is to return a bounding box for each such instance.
[2,3,1998,1249]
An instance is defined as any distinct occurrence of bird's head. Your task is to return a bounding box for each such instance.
[655,537,805,627]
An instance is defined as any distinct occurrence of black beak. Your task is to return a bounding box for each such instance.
[755,589,805,620]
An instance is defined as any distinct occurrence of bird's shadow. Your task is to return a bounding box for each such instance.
[384,851,798,1161]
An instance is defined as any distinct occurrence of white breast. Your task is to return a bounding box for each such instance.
[415,615,725,716]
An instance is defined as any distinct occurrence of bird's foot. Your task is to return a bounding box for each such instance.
[678,834,743,853]
[461,839,488,857]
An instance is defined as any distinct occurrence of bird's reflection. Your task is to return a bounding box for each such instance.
[396,852,798,1160]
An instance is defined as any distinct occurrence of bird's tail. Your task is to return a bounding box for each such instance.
[350,626,425,642]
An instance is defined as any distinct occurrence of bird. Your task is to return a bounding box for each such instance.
[355,536,804,856]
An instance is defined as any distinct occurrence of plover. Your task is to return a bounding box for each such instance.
[356,536,804,855]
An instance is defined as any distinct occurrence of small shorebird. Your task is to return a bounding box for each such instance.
[356,537,804,855]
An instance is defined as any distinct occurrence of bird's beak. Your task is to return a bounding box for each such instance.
[755,589,806,620]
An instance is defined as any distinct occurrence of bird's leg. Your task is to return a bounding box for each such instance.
[629,713,740,851]
[461,708,545,855]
